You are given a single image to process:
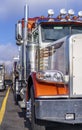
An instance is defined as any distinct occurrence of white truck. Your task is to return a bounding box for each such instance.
[0,65,5,90]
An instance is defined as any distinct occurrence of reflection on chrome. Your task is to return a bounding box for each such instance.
[36,70,64,83]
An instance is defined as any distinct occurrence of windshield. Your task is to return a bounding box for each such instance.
[71,26,82,34]
[41,25,70,42]
[41,24,82,42]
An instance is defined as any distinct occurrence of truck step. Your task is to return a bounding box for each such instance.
[18,101,26,108]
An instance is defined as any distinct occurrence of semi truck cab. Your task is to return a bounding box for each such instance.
[15,7,82,129]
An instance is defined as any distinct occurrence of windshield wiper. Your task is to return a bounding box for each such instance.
[45,38,57,41]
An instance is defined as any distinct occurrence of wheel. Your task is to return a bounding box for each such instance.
[30,86,45,130]
[14,93,20,105]
[14,79,20,105]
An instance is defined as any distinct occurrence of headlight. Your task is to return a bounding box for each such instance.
[36,70,64,83]
[53,72,63,82]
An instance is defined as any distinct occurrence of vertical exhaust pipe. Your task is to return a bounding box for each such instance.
[23,4,28,81]
[24,4,28,22]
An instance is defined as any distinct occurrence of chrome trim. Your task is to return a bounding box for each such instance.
[35,98,82,124]
[69,36,73,97]
[35,95,69,99]
[36,70,64,83]
[69,34,82,97]
[36,78,64,84]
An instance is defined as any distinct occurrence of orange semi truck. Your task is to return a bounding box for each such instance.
[14,5,82,130]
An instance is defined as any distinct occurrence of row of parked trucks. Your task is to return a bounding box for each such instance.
[13,5,82,130]
[0,65,5,90]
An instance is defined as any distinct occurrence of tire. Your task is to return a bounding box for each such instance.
[14,93,20,105]
[14,79,20,105]
[30,86,45,130]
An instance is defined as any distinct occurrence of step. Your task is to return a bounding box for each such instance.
[18,101,26,108]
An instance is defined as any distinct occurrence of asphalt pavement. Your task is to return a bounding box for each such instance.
[0,87,30,130]
[0,87,82,130]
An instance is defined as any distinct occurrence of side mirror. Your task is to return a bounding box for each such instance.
[16,40,23,46]
[15,22,23,46]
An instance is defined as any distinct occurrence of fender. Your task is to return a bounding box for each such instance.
[27,72,68,99]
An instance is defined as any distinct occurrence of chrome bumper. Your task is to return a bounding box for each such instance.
[35,98,82,124]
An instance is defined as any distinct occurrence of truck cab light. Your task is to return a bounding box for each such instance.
[48,9,54,17]
[60,8,67,16]
[78,11,82,18]
[68,9,74,16]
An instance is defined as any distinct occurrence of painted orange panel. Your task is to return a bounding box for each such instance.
[32,72,69,98]
[57,85,69,95]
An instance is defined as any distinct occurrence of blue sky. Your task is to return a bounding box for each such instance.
[0,0,82,70]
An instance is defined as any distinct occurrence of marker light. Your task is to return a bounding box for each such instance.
[68,9,74,16]
[78,11,82,17]
[65,113,75,120]
[48,9,54,17]
[60,8,67,15]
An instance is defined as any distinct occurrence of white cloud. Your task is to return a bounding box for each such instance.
[0,43,18,61]
[0,43,18,71]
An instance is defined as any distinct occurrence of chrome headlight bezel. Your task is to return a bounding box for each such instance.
[36,70,64,83]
